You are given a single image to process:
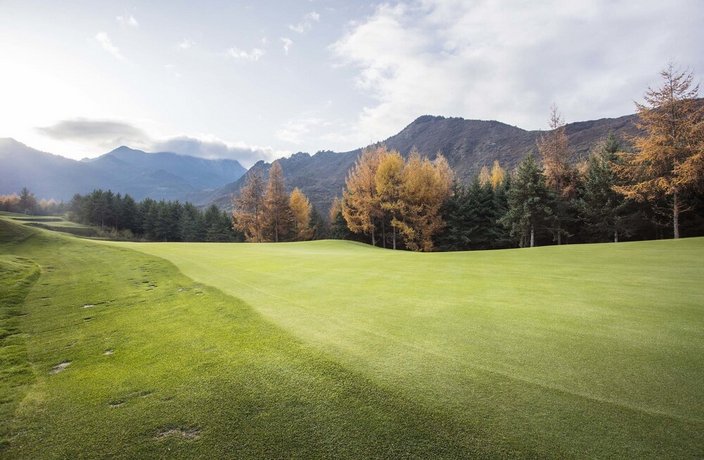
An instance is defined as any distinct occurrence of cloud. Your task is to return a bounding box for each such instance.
[329,0,704,148]
[227,46,265,61]
[281,37,293,55]
[289,11,320,33]
[95,32,125,61]
[116,15,139,28]
[151,136,277,166]
[38,119,145,145]
[178,38,195,50]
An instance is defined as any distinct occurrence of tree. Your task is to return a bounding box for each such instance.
[395,152,453,251]
[232,170,265,242]
[289,187,313,240]
[490,160,506,190]
[342,146,384,245]
[478,165,491,187]
[537,105,578,244]
[500,155,552,248]
[262,161,292,242]
[18,187,37,214]
[375,149,405,249]
[578,134,631,242]
[615,64,704,238]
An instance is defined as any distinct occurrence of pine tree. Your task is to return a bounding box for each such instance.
[500,155,552,247]
[578,134,630,242]
[616,63,704,238]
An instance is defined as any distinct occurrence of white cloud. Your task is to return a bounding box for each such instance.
[289,11,320,33]
[116,14,139,28]
[227,46,265,61]
[329,0,704,148]
[95,32,126,61]
[178,38,195,50]
[281,37,293,55]
[151,135,278,167]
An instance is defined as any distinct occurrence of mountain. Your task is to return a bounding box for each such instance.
[202,112,641,214]
[0,140,246,202]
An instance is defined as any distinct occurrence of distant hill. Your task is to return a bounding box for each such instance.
[0,140,246,202]
[202,112,641,214]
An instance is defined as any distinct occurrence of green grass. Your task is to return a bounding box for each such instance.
[2,217,703,458]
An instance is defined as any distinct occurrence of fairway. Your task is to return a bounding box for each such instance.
[2,217,703,458]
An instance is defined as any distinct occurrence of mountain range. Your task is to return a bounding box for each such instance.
[0,139,246,202]
[0,110,641,213]
[202,112,641,214]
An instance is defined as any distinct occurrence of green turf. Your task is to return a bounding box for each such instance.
[2,217,703,458]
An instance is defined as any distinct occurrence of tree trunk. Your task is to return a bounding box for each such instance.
[530,225,535,248]
[614,229,618,243]
[557,225,562,245]
[382,220,386,248]
[673,191,680,239]
[392,227,396,250]
[371,230,376,246]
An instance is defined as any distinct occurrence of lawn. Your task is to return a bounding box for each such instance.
[2,216,703,458]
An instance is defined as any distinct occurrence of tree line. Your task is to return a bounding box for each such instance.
[68,190,239,242]
[232,161,323,242]
[329,64,704,250]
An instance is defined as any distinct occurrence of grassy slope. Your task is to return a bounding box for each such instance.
[0,219,491,459]
[114,237,704,458]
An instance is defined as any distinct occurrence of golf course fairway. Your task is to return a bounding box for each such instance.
[1,216,703,458]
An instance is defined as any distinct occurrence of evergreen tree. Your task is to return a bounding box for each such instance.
[500,155,552,247]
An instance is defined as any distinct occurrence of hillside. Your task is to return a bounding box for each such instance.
[0,140,246,202]
[203,113,640,214]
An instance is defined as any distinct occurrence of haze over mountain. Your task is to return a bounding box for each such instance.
[202,111,641,214]
[0,139,246,202]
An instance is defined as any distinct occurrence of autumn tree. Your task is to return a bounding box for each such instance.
[616,64,704,238]
[537,105,578,244]
[395,152,453,251]
[490,160,506,190]
[375,149,405,249]
[232,169,265,242]
[342,146,384,245]
[478,165,491,187]
[263,161,293,242]
[500,155,552,248]
[289,187,313,240]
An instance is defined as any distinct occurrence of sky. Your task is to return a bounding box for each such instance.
[1,0,702,166]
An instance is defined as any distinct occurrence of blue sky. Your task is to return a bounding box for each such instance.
[1,0,702,166]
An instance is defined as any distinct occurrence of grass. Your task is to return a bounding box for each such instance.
[1,217,703,458]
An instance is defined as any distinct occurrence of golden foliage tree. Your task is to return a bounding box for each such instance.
[490,160,506,189]
[289,187,313,241]
[375,150,405,249]
[616,64,704,239]
[342,146,384,246]
[537,104,577,244]
[263,161,292,242]
[232,170,265,242]
[396,151,453,251]
[478,165,491,187]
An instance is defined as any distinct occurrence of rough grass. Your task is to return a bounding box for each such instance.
[1,216,703,458]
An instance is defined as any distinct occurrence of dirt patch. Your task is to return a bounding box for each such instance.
[155,427,201,440]
[109,400,125,408]
[103,349,114,356]
[83,304,95,308]
[50,361,71,374]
